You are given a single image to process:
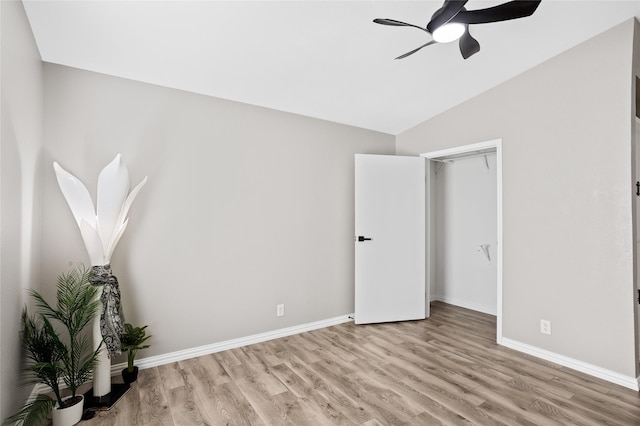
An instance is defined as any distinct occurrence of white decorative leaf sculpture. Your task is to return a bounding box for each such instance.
[97,154,130,256]
[115,176,148,231]
[79,219,105,266]
[54,155,147,266]
[105,219,128,264]
[53,162,97,229]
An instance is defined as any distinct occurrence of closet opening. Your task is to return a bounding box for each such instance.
[422,139,503,343]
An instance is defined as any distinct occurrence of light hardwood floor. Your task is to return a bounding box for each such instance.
[81,302,640,425]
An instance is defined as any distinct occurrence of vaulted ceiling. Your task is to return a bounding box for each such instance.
[22,1,640,134]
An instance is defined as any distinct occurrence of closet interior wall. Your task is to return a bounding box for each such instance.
[432,152,498,315]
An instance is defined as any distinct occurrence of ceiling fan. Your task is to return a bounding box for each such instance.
[374,0,541,60]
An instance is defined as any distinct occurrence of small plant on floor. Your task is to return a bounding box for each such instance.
[119,323,151,383]
[4,265,102,426]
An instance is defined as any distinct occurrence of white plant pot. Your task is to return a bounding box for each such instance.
[52,395,84,426]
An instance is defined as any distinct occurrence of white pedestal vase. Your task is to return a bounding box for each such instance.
[89,264,124,398]
[92,297,111,397]
[52,395,84,426]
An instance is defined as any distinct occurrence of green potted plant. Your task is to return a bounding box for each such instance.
[3,265,102,426]
[119,323,151,383]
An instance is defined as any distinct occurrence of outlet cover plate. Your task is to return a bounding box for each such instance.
[540,319,551,335]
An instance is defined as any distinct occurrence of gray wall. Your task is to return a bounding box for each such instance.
[632,18,640,387]
[635,116,640,368]
[41,64,395,359]
[398,19,637,377]
[433,154,497,314]
[0,0,43,419]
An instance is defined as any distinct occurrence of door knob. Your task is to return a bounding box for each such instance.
[357,236,372,242]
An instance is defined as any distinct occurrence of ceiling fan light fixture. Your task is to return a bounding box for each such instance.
[374,0,541,59]
[431,22,465,43]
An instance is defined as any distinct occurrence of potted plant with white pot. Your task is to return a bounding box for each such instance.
[4,265,102,426]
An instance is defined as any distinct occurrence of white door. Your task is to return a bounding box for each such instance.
[354,154,427,324]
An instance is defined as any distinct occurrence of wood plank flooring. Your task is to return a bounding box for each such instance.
[81,302,640,425]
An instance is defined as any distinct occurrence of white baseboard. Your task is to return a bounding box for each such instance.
[500,337,639,391]
[124,313,354,372]
[431,295,497,316]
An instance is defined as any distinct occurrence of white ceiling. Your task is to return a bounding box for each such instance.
[22,1,640,135]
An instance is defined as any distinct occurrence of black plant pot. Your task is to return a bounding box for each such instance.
[122,366,139,384]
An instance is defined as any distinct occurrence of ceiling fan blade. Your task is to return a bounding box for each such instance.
[373,18,429,33]
[395,40,437,60]
[452,0,541,25]
[459,29,480,59]
[427,0,469,33]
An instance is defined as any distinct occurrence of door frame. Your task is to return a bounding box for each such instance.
[421,139,503,344]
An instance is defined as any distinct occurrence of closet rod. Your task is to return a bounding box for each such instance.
[428,148,495,163]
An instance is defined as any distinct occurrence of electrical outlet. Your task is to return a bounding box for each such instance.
[540,319,551,335]
[276,304,285,317]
